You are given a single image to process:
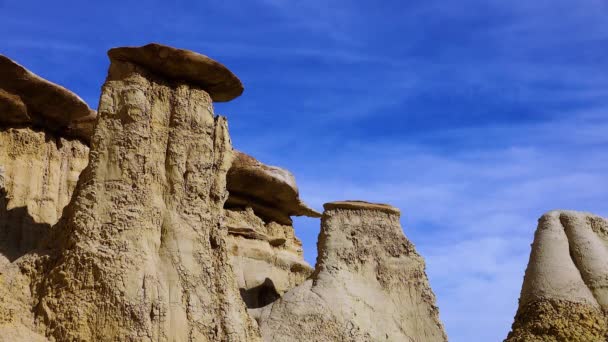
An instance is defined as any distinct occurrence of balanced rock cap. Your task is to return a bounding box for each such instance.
[226,151,321,225]
[107,43,244,102]
[0,54,97,143]
[323,200,401,215]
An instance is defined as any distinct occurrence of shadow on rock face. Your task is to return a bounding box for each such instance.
[0,189,51,264]
[240,278,280,309]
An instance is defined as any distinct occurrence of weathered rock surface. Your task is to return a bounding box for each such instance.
[0,45,450,342]
[226,151,320,225]
[0,47,260,341]
[505,210,608,342]
[108,43,243,102]
[0,55,97,143]
[0,128,89,268]
[224,207,313,311]
[257,200,447,342]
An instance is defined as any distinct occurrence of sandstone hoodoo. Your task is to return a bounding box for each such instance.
[505,210,608,342]
[108,43,243,102]
[257,200,447,342]
[0,54,97,143]
[0,44,450,342]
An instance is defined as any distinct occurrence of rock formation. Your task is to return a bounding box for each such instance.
[0,55,92,269]
[226,151,320,225]
[257,200,447,342]
[0,55,96,143]
[0,55,94,342]
[505,210,608,342]
[0,44,448,342]
[1,44,260,341]
[223,152,320,313]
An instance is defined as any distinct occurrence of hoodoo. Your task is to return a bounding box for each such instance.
[505,210,608,341]
[257,200,447,342]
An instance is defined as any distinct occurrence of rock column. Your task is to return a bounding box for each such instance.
[33,44,260,341]
[258,200,447,342]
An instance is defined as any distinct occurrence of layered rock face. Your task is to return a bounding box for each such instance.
[223,152,319,311]
[258,200,447,342]
[505,210,608,342]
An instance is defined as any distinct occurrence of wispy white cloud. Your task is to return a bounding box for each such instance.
[291,112,608,341]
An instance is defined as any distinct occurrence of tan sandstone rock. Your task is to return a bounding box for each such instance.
[0,56,92,268]
[224,207,313,312]
[0,55,97,143]
[0,57,93,341]
[0,46,260,341]
[223,151,319,317]
[226,151,321,225]
[0,128,89,268]
[257,200,447,342]
[505,210,608,342]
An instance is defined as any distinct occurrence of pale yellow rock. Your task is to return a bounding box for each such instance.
[505,210,608,341]
[0,54,97,143]
[258,200,447,342]
[224,207,313,310]
[0,128,88,267]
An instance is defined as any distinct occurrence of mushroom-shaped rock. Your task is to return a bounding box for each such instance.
[226,151,321,225]
[257,200,447,341]
[505,210,608,341]
[107,43,243,102]
[0,55,96,143]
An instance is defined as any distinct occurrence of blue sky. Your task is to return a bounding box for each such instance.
[2,1,608,340]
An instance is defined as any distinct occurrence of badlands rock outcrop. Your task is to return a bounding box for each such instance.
[0,56,92,269]
[505,210,608,342]
[258,200,447,342]
[224,152,319,311]
[0,44,448,341]
[0,55,96,143]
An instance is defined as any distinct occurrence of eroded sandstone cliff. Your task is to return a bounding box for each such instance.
[0,44,448,342]
[505,210,608,342]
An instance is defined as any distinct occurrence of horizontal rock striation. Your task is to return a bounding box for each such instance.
[505,210,608,342]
